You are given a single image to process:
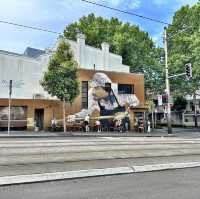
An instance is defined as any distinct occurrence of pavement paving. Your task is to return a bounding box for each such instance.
[0,127,200,138]
[1,167,200,199]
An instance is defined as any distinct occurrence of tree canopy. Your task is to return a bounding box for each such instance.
[41,40,79,103]
[64,13,164,98]
[167,2,200,96]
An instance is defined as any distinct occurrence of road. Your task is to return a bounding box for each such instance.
[1,167,200,199]
[2,136,200,166]
[1,136,200,166]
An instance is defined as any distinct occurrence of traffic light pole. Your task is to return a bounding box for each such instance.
[164,27,172,134]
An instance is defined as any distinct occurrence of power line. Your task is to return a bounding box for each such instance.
[81,0,170,26]
[0,20,62,35]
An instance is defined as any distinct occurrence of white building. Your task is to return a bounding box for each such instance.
[0,33,129,100]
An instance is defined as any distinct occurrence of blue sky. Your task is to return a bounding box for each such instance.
[0,0,198,53]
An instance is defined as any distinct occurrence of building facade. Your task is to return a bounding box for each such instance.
[0,34,145,131]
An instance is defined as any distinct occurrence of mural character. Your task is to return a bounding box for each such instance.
[70,73,140,129]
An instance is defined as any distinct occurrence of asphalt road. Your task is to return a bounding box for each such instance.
[1,167,200,199]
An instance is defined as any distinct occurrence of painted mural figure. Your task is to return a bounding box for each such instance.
[71,73,140,130]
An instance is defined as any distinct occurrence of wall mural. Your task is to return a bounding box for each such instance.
[0,106,27,127]
[68,73,140,129]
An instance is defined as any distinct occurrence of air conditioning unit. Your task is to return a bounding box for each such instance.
[33,93,45,99]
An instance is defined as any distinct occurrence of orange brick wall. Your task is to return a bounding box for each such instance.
[0,69,145,131]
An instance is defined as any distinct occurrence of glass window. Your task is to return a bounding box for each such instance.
[81,81,88,109]
[118,84,134,94]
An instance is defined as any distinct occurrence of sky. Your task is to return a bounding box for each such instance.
[0,0,198,53]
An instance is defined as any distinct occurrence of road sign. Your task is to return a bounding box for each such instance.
[157,95,162,106]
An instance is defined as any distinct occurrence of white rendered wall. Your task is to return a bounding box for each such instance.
[53,35,130,72]
[0,34,130,99]
[0,51,51,99]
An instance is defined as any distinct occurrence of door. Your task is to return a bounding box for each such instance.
[34,109,44,130]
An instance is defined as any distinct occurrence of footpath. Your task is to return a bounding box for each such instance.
[0,130,175,138]
[0,127,200,138]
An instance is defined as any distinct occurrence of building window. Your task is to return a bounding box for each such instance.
[118,84,134,94]
[81,81,88,109]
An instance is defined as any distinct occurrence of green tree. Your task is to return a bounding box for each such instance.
[167,2,200,127]
[64,13,164,99]
[41,39,79,132]
[172,95,187,111]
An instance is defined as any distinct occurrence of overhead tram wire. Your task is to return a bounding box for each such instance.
[81,0,195,43]
[0,20,62,35]
[81,0,170,26]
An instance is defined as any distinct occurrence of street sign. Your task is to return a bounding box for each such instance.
[157,95,163,106]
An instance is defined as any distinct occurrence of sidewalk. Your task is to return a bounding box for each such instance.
[0,130,175,138]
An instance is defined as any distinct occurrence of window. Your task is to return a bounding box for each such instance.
[118,84,134,94]
[81,81,88,109]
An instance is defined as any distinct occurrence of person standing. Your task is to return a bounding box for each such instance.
[147,120,151,133]
[95,120,101,132]
[51,118,57,132]
[84,114,90,132]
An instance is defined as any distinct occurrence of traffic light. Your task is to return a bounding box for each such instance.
[185,63,192,80]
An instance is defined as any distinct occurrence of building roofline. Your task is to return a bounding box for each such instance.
[78,68,144,76]
[0,49,40,62]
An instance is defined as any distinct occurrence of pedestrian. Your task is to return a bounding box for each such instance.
[84,114,90,132]
[95,120,101,132]
[147,120,151,133]
[51,118,57,132]
[116,119,122,133]
[125,121,129,132]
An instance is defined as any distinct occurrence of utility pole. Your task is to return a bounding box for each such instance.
[164,27,172,134]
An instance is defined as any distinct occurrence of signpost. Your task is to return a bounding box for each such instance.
[8,80,12,135]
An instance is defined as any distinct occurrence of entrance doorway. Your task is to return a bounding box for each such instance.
[34,109,44,130]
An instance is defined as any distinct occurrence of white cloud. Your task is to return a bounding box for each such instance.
[152,31,163,47]
[97,0,141,9]
[129,0,141,9]
[178,0,198,6]
[153,0,198,7]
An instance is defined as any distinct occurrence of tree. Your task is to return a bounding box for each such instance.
[64,13,164,99]
[41,39,79,132]
[167,2,200,127]
[172,95,187,111]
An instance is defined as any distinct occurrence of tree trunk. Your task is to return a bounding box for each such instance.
[193,94,198,128]
[63,99,66,133]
